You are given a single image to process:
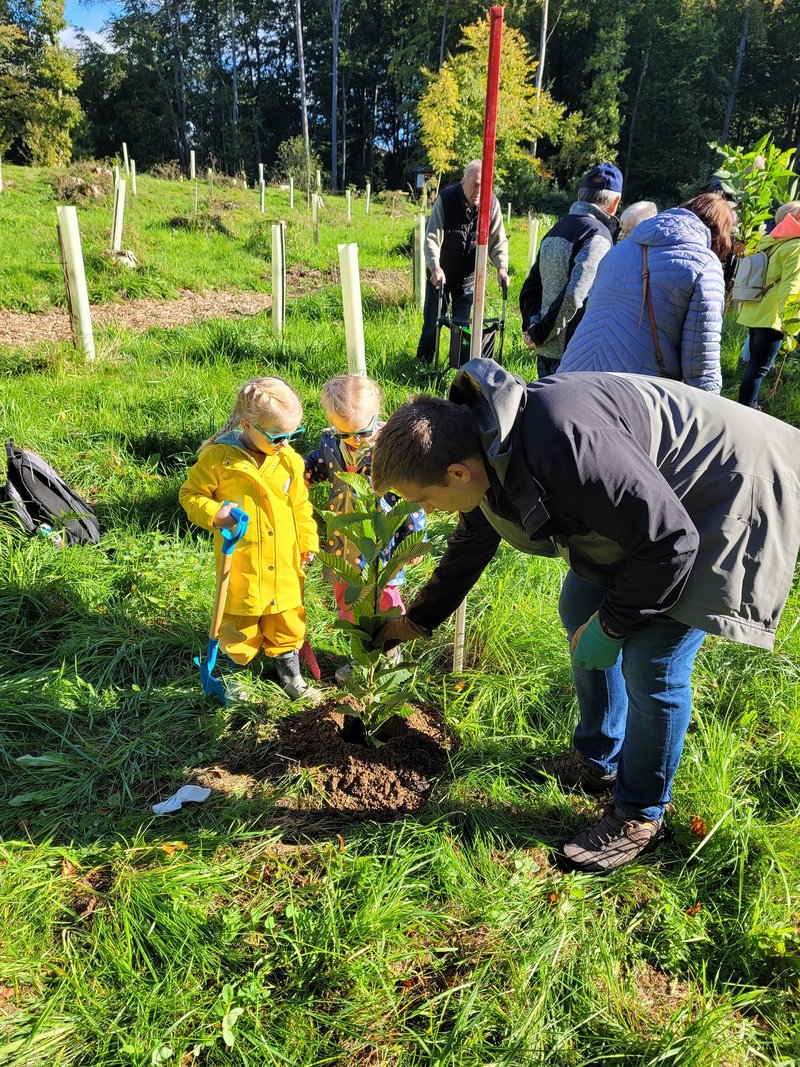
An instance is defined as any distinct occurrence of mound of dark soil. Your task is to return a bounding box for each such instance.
[276,699,453,817]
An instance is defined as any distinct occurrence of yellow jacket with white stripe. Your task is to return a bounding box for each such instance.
[179,433,319,616]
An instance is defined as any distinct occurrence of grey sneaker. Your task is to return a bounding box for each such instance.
[274,650,323,703]
[525,747,617,793]
[560,806,665,874]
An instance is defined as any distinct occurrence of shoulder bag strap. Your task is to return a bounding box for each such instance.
[640,245,668,378]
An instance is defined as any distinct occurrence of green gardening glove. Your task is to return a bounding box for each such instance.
[571,615,624,670]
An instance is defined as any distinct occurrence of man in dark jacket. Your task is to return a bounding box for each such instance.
[370,359,800,873]
[416,160,509,364]
[520,162,622,380]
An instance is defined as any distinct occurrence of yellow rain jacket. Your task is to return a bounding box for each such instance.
[179,433,319,616]
[737,214,800,332]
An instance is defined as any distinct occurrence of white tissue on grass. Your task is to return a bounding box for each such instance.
[151,785,211,815]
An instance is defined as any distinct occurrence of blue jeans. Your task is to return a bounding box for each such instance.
[558,570,706,821]
[738,327,783,407]
[416,277,474,363]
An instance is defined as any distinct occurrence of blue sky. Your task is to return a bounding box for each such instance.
[62,1,117,47]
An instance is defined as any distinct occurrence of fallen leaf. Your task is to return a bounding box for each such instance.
[0,987,13,1000]
[336,834,346,853]
[547,892,559,904]
[685,903,702,916]
[399,978,414,989]
[161,842,188,858]
[689,816,707,838]
[452,681,465,691]
[60,858,77,879]
[77,897,98,920]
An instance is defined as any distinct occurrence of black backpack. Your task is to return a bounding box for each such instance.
[0,438,101,545]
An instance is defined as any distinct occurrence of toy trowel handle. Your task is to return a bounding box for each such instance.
[210,506,249,640]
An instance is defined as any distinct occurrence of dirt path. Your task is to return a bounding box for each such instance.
[0,289,274,349]
[0,266,409,350]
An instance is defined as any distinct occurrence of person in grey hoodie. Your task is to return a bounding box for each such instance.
[520,162,622,380]
[560,193,734,391]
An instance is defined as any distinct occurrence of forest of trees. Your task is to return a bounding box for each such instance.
[1,0,799,205]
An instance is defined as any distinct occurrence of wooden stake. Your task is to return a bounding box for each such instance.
[272,222,286,336]
[338,243,366,375]
[111,179,127,252]
[56,206,95,361]
[414,214,426,308]
[527,216,540,270]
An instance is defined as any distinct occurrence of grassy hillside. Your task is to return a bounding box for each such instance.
[0,167,798,1066]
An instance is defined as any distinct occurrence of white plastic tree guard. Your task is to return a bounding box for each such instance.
[189,150,196,180]
[260,180,265,214]
[122,142,129,173]
[111,179,127,253]
[414,214,426,308]
[112,165,120,188]
[289,176,294,209]
[0,157,3,193]
[130,160,137,195]
[258,163,264,186]
[316,168,322,194]
[56,206,95,362]
[346,188,351,224]
[365,180,371,215]
[312,193,320,245]
[507,202,511,224]
[527,216,540,270]
[338,243,366,375]
[271,222,286,336]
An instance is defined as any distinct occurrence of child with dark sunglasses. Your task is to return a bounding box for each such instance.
[180,376,321,703]
[304,375,426,682]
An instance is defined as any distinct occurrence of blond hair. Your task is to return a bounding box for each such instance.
[202,377,303,450]
[775,201,800,225]
[321,375,381,422]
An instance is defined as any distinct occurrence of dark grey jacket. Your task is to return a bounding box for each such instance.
[407,360,800,649]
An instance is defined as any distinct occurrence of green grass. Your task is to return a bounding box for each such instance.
[0,178,799,1065]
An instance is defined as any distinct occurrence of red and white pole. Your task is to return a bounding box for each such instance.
[454,6,503,674]
[468,4,504,362]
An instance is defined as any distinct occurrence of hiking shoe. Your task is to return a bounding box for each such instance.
[524,747,617,793]
[275,650,323,704]
[559,806,665,874]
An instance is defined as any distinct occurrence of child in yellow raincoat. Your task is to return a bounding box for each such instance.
[179,377,321,701]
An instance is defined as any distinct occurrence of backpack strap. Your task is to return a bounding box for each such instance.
[640,245,668,378]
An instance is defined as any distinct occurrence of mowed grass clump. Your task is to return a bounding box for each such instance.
[0,203,798,1064]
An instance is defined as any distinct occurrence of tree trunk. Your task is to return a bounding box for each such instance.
[532,0,549,157]
[439,0,449,68]
[294,0,311,187]
[721,3,750,145]
[229,0,239,129]
[623,39,650,186]
[332,0,342,190]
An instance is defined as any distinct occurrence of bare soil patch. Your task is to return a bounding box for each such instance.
[0,289,273,349]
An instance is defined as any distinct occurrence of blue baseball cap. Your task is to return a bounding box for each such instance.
[583,162,623,193]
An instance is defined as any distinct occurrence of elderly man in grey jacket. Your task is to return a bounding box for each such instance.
[370,359,800,874]
[520,162,622,379]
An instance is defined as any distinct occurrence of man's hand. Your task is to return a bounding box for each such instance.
[522,330,537,350]
[371,615,429,652]
[430,266,446,287]
[497,267,510,291]
[571,613,624,670]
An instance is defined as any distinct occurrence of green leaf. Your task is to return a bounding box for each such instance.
[317,552,363,584]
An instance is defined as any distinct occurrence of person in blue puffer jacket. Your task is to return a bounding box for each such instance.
[559,193,735,391]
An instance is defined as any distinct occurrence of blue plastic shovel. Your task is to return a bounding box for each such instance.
[195,506,249,703]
